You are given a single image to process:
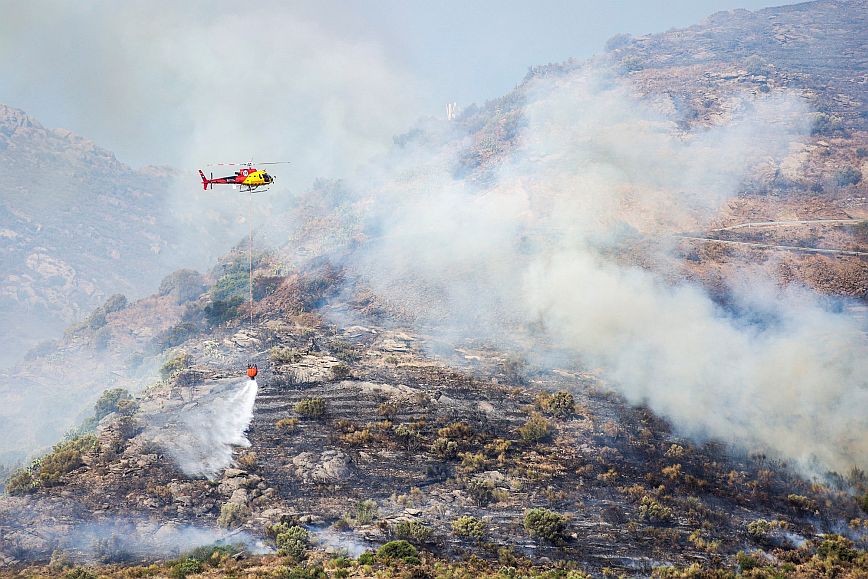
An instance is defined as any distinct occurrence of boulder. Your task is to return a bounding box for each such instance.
[291,450,352,484]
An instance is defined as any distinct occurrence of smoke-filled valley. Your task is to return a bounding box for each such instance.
[1,1,867,577]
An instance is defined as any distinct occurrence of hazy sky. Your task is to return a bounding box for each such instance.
[0,0,801,175]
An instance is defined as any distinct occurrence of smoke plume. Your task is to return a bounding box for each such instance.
[336,64,867,473]
[1,515,269,563]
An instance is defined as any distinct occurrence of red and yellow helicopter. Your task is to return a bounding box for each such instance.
[198,161,288,193]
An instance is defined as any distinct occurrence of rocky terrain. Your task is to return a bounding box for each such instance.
[0,104,187,366]
[0,249,866,577]
[1,0,868,577]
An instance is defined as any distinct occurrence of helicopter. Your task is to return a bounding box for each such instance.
[198,161,288,193]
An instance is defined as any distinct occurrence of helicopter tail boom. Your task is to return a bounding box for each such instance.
[198,169,210,190]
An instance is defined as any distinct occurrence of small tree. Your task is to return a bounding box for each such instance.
[159,269,205,304]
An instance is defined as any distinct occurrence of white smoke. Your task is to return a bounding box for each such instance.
[1,516,270,563]
[341,64,868,473]
[146,379,258,478]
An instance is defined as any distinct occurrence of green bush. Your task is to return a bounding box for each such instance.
[270,346,302,364]
[377,401,399,419]
[355,499,378,525]
[156,322,199,350]
[836,167,862,187]
[211,271,248,301]
[16,435,99,491]
[523,508,567,543]
[393,423,423,450]
[160,351,191,379]
[464,478,495,506]
[64,569,97,579]
[169,558,202,579]
[376,540,419,564]
[736,551,761,572]
[204,296,244,325]
[549,391,575,417]
[278,565,327,579]
[744,54,767,75]
[621,55,644,72]
[391,520,432,544]
[357,552,375,565]
[431,437,458,459]
[518,413,552,443]
[73,388,138,435]
[94,388,135,420]
[78,293,128,331]
[501,354,527,384]
[638,496,673,524]
[183,544,234,564]
[275,525,310,561]
[159,269,205,304]
[604,32,632,52]
[746,518,772,542]
[816,534,857,563]
[217,502,249,528]
[812,112,844,135]
[5,469,36,495]
[541,391,575,418]
[787,494,818,512]
[452,515,487,540]
[330,340,360,363]
[276,417,299,431]
[861,491,868,513]
[294,398,326,418]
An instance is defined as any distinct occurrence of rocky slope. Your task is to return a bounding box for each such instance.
[0,250,866,577]
[1,0,868,577]
[0,104,184,366]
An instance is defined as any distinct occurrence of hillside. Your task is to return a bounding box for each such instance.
[0,104,183,366]
[1,255,866,578]
[1,0,867,577]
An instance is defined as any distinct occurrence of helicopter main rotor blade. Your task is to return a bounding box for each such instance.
[205,161,290,166]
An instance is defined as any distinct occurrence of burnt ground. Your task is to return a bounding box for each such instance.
[3,305,866,576]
